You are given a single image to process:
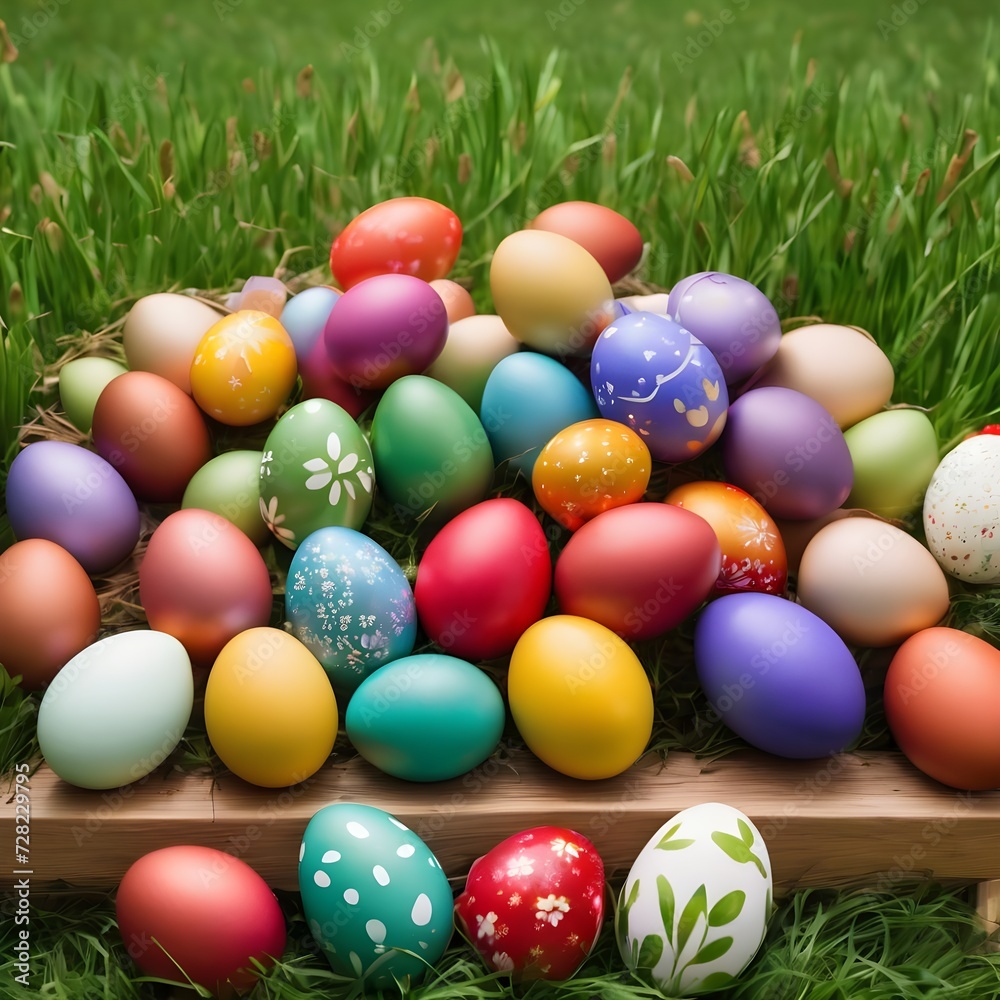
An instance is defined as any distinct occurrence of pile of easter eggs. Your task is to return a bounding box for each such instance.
[2,192,999,995]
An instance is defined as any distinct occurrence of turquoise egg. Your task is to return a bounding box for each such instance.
[480,351,598,477]
[345,654,505,781]
[286,527,417,694]
[299,803,453,989]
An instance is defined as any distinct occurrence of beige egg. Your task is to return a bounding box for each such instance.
[797,518,950,647]
[751,323,894,428]
[123,293,224,394]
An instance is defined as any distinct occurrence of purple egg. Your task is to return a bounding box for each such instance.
[695,592,866,758]
[324,273,448,391]
[280,286,341,361]
[590,311,728,463]
[721,386,853,519]
[6,441,140,574]
[667,271,781,385]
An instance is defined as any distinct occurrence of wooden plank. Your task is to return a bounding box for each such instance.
[4,749,1000,892]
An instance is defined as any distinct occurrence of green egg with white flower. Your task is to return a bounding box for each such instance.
[259,398,375,549]
[299,802,453,989]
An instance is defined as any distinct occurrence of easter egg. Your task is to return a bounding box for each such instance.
[480,352,598,477]
[205,627,338,787]
[6,440,140,574]
[721,387,853,520]
[299,803,453,988]
[529,201,643,284]
[884,627,1000,789]
[329,196,462,289]
[695,593,866,758]
[139,509,274,668]
[37,631,193,789]
[285,527,417,694]
[298,336,380,420]
[490,230,615,356]
[190,310,297,426]
[923,436,1000,583]
[844,409,938,518]
[590,312,728,462]
[664,482,787,595]
[345,654,505,781]
[424,314,520,411]
[231,275,287,317]
[122,293,223,394]
[0,539,101,690]
[797,518,950,647]
[370,375,493,522]
[91,370,212,501]
[751,323,894,429]
[58,356,128,433]
[280,285,341,360]
[182,450,269,546]
[259,398,375,549]
[555,503,720,640]
[532,419,652,531]
[324,273,448,390]
[667,271,781,385]
[429,278,476,323]
[617,802,772,996]
[414,498,552,659]
[508,615,653,779]
[116,846,286,994]
[455,826,605,979]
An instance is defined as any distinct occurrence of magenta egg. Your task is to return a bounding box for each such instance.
[324,273,448,390]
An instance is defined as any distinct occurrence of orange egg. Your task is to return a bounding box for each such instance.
[190,311,297,426]
[665,481,787,595]
[429,278,476,323]
[532,419,651,531]
[885,627,1000,790]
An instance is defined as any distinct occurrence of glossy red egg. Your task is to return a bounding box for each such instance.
[116,845,286,995]
[455,826,605,981]
[415,498,552,659]
[554,502,720,640]
[329,196,462,289]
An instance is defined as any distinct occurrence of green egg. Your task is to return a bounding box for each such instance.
[844,408,939,518]
[59,357,128,433]
[370,375,494,522]
[182,450,269,546]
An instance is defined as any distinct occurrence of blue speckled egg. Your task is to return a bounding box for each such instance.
[285,527,417,694]
[590,312,729,463]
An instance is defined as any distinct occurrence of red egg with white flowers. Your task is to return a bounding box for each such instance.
[455,826,605,980]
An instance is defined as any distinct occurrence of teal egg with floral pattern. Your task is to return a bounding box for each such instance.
[286,527,417,694]
[259,398,375,550]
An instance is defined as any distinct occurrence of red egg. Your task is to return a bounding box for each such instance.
[92,371,213,502]
[455,826,605,980]
[298,336,380,419]
[529,201,643,284]
[415,498,552,659]
[329,196,462,289]
[116,845,286,995]
[885,627,1000,790]
[665,480,787,595]
[554,503,720,640]
[139,508,274,668]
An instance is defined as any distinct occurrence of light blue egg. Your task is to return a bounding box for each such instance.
[280,286,341,361]
[286,527,417,695]
[480,352,598,477]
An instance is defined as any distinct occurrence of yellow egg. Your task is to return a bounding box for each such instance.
[205,628,338,787]
[508,615,653,779]
[190,310,298,426]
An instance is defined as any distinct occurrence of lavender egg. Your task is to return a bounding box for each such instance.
[721,386,853,520]
[280,286,341,361]
[6,441,140,574]
[590,311,728,463]
[695,592,866,758]
[667,271,781,385]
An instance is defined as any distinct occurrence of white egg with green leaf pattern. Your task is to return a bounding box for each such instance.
[616,801,772,996]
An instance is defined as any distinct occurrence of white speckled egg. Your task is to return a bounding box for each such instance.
[924,435,1000,583]
[616,802,772,996]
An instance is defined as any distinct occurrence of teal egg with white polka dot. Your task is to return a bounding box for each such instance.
[299,802,453,988]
